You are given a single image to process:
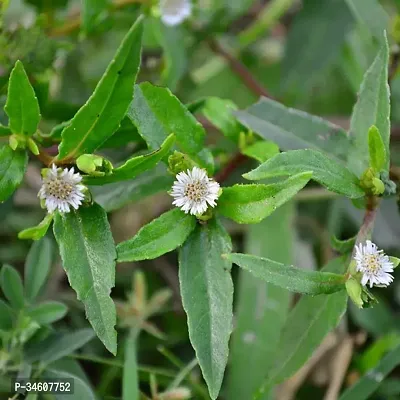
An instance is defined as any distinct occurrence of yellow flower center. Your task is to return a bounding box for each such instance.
[184,181,207,202]
[364,254,380,273]
[45,179,73,200]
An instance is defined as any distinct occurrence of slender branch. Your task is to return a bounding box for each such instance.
[207,38,271,98]
[354,196,380,250]
[214,152,248,183]
[36,147,54,166]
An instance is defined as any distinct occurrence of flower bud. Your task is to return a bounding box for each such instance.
[346,277,363,308]
[76,154,113,176]
[371,177,385,195]
[27,138,40,155]
[9,135,20,150]
[168,151,196,174]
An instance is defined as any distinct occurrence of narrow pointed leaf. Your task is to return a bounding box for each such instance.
[179,219,233,400]
[244,149,364,198]
[228,203,294,400]
[85,134,175,185]
[0,264,24,309]
[91,164,173,212]
[348,32,390,175]
[53,203,117,355]
[0,145,28,202]
[5,60,41,136]
[46,369,96,400]
[117,209,196,262]
[27,301,68,325]
[226,253,345,295]
[254,258,348,399]
[128,82,213,172]
[57,16,143,161]
[18,213,54,240]
[235,97,351,162]
[340,344,400,400]
[218,172,312,224]
[368,125,387,172]
[24,237,52,302]
[26,329,95,364]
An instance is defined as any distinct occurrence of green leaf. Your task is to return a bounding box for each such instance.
[227,202,293,400]
[368,125,387,172]
[226,253,345,295]
[82,0,108,33]
[179,218,233,400]
[0,124,11,137]
[24,237,52,302]
[91,165,174,212]
[0,264,24,309]
[340,344,400,400]
[0,299,14,330]
[254,257,348,398]
[46,369,96,400]
[128,82,212,171]
[123,331,139,400]
[235,97,351,162]
[331,235,357,254]
[348,32,390,176]
[18,213,54,240]
[151,17,187,91]
[244,149,364,198]
[241,140,279,163]
[4,60,41,136]
[344,0,389,42]
[218,172,312,224]
[117,208,196,262]
[201,97,243,142]
[282,0,353,89]
[0,145,28,202]
[57,16,143,161]
[27,301,68,325]
[84,134,175,185]
[53,203,117,355]
[26,329,95,365]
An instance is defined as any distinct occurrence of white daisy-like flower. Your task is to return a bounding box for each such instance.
[171,167,220,215]
[160,0,191,26]
[38,164,86,213]
[354,240,394,288]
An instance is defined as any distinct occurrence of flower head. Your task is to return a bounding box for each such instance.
[38,164,86,213]
[354,240,394,288]
[170,167,220,215]
[160,0,191,26]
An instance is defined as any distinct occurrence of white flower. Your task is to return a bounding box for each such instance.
[354,240,394,288]
[171,167,220,215]
[38,164,86,213]
[160,0,191,26]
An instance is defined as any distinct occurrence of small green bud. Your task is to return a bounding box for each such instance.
[196,207,214,221]
[27,138,39,155]
[360,167,376,191]
[168,151,197,175]
[390,256,400,269]
[76,154,113,176]
[9,135,19,150]
[371,177,385,195]
[346,277,363,308]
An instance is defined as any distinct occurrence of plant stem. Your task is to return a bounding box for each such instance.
[215,152,248,183]
[207,38,271,98]
[354,196,380,249]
